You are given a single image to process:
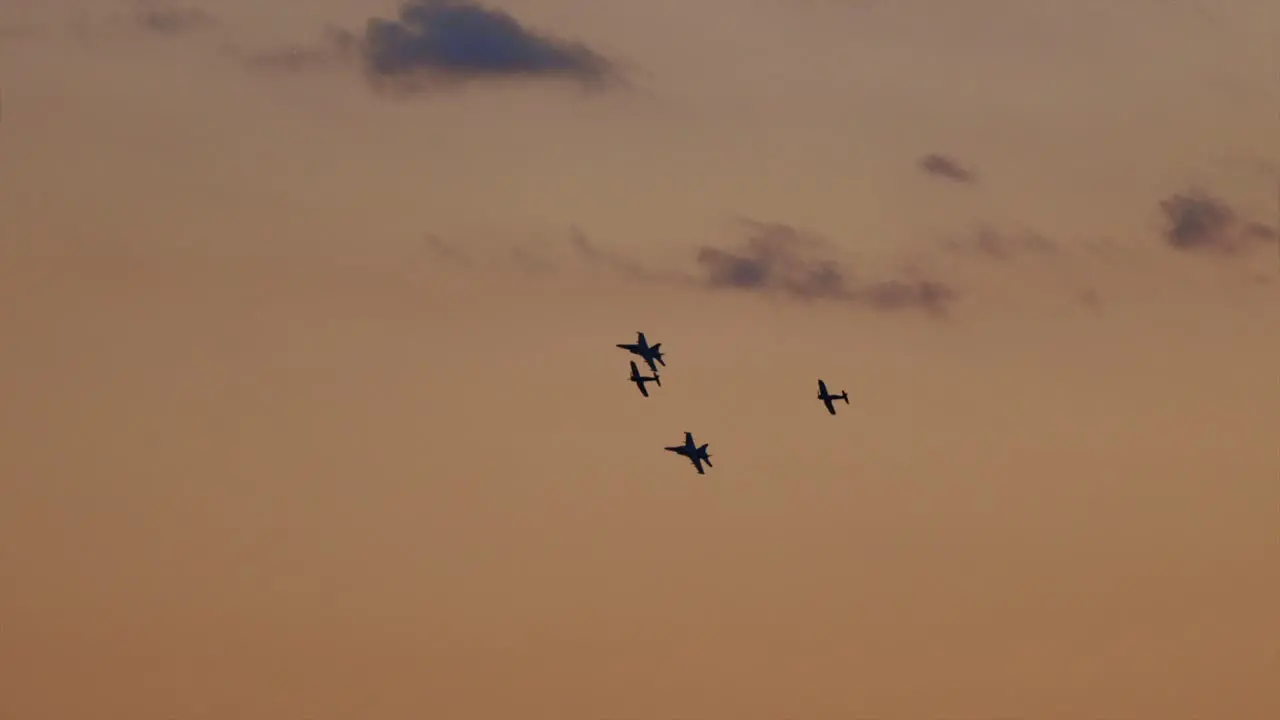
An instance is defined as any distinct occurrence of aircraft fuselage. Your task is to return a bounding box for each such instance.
[617,332,664,372]
[665,433,711,474]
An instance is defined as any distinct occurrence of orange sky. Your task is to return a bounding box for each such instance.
[2,2,1279,719]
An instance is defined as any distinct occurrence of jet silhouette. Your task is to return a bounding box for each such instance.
[616,331,665,373]
[628,360,661,397]
[817,379,849,415]
[665,431,712,475]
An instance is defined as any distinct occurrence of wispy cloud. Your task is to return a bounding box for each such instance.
[46,3,221,44]
[571,219,960,317]
[847,276,959,315]
[430,218,959,317]
[242,27,360,73]
[935,225,1061,261]
[423,234,470,266]
[694,221,850,300]
[567,229,681,284]
[918,153,977,184]
[398,176,1277,319]
[1159,189,1276,255]
[134,5,215,35]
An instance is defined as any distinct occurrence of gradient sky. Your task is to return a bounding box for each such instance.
[2,1,1279,719]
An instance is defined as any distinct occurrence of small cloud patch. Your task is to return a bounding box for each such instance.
[919,153,976,183]
[360,0,613,87]
[1159,190,1274,255]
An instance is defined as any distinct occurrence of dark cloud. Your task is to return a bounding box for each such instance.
[694,220,958,316]
[358,0,613,89]
[919,153,976,183]
[1160,191,1235,251]
[1158,190,1275,254]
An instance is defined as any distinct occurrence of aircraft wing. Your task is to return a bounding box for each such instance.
[637,331,647,346]
[630,360,640,375]
[823,396,836,415]
[684,432,694,448]
[637,382,649,397]
[691,455,705,474]
[818,379,828,395]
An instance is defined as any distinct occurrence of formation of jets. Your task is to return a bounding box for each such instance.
[615,330,849,475]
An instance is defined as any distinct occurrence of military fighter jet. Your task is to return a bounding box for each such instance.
[665,431,712,475]
[616,331,665,373]
[816,379,849,416]
[628,360,661,397]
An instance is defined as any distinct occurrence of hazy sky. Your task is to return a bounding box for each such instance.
[2,1,1279,718]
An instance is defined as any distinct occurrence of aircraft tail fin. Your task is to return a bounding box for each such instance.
[654,373,661,386]
[841,391,849,403]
